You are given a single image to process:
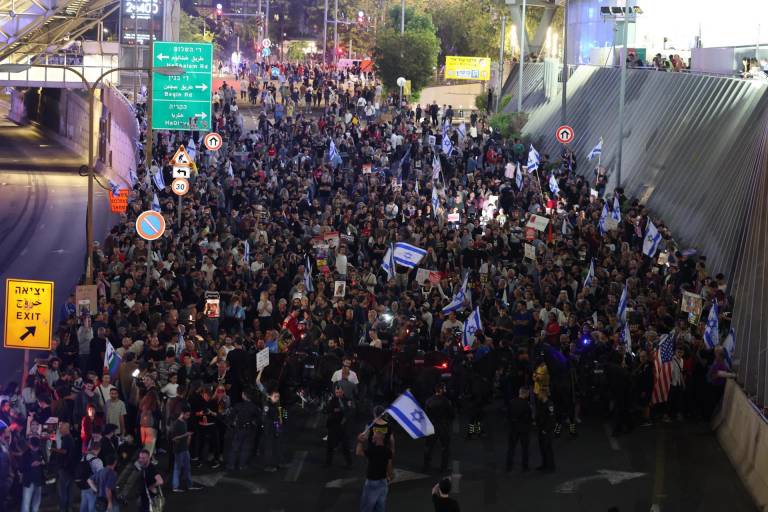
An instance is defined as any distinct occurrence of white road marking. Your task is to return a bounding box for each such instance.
[603,423,621,451]
[284,450,308,482]
[556,470,646,493]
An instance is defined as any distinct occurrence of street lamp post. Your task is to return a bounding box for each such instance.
[397,76,406,110]
[518,0,526,113]
[0,63,183,285]
[616,1,630,189]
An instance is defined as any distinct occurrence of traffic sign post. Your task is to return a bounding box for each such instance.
[172,178,190,229]
[556,125,575,144]
[204,132,222,151]
[151,42,213,131]
[4,278,54,351]
[136,210,166,287]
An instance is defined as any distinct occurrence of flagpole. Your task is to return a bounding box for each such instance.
[534,169,546,208]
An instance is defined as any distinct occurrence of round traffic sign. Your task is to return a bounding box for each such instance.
[262,47,271,57]
[172,178,190,196]
[262,38,271,48]
[135,210,166,241]
[556,125,574,144]
[204,132,222,151]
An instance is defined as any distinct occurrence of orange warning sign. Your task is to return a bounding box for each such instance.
[170,145,193,167]
[109,190,129,213]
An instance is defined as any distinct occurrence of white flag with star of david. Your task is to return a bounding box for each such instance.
[385,390,435,439]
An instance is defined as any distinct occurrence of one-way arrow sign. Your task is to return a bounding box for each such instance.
[555,469,646,493]
[19,326,36,341]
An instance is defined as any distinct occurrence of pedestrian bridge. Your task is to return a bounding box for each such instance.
[0,47,119,88]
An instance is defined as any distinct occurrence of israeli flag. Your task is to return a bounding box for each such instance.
[612,196,621,222]
[515,162,523,190]
[588,138,603,160]
[441,134,453,156]
[463,306,483,348]
[386,390,435,439]
[431,186,440,219]
[328,140,342,167]
[722,328,735,366]
[393,242,427,268]
[704,301,719,349]
[442,118,449,139]
[643,220,662,258]
[598,203,609,236]
[442,274,469,314]
[527,145,540,173]
[104,342,121,381]
[152,168,166,191]
[562,216,573,236]
[129,168,138,186]
[304,255,314,293]
[415,179,419,195]
[108,179,124,197]
[457,122,466,142]
[619,321,631,347]
[226,159,234,178]
[431,154,442,181]
[381,244,396,280]
[243,239,250,265]
[584,258,595,289]
[152,192,161,212]
[617,282,628,325]
[549,174,560,197]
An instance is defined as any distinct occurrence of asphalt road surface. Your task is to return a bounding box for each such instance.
[0,110,116,382]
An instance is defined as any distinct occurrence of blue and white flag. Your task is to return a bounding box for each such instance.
[515,162,523,190]
[722,328,735,367]
[152,168,166,191]
[304,255,314,293]
[588,138,603,160]
[612,196,621,222]
[226,159,234,178]
[381,244,396,280]
[385,390,434,439]
[243,240,250,265]
[619,321,631,347]
[527,145,540,173]
[617,282,628,325]
[598,203,609,236]
[104,342,121,381]
[704,301,719,349]
[442,274,469,314]
[431,186,440,219]
[549,174,559,197]
[457,122,466,142]
[441,134,453,155]
[393,242,427,268]
[431,154,442,181]
[643,220,662,258]
[108,179,124,197]
[584,258,595,288]
[442,119,449,139]
[562,215,573,236]
[463,306,483,348]
[129,168,138,186]
[152,192,161,212]
[328,140,342,167]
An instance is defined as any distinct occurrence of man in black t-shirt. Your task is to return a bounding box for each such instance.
[432,478,460,512]
[170,406,201,492]
[356,430,392,512]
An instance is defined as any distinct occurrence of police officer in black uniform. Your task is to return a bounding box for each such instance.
[257,369,285,472]
[325,384,353,467]
[423,383,454,473]
[225,388,261,471]
[505,387,532,472]
[536,390,556,472]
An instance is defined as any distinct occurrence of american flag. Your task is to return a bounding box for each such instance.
[652,333,676,404]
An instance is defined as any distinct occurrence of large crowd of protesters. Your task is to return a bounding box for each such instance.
[0,57,737,512]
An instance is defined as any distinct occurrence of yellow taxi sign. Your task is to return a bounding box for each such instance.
[4,278,54,350]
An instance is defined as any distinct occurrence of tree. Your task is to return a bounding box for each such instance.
[427,0,498,63]
[179,10,215,45]
[374,27,438,94]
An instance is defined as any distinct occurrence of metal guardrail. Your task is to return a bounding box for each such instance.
[0,64,118,88]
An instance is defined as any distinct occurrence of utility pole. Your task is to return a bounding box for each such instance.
[333,0,339,64]
[517,0,526,113]
[145,18,155,287]
[323,0,329,64]
[497,15,506,112]
[257,0,263,41]
[265,0,270,41]
[561,0,568,125]
[616,0,629,189]
[400,0,405,35]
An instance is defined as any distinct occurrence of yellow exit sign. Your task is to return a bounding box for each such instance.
[4,278,54,350]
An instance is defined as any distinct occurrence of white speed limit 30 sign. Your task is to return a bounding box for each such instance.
[204,132,222,151]
[172,178,190,196]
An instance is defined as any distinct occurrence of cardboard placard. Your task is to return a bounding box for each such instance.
[75,285,98,316]
[524,243,536,260]
[526,214,550,232]
[109,190,129,214]
[256,347,270,371]
[447,213,461,223]
[334,281,346,297]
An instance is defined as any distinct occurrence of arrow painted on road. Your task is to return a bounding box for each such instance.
[194,84,209,91]
[157,53,169,61]
[555,470,646,494]
[325,468,429,488]
[19,326,36,341]
[193,472,267,494]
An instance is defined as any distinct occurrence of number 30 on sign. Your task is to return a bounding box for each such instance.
[172,178,190,196]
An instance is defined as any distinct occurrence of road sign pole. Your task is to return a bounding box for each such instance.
[177,195,182,228]
[146,20,154,171]
[146,240,152,286]
[518,0,526,113]
[21,349,29,389]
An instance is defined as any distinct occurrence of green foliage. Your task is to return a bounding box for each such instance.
[474,93,488,112]
[427,0,498,63]
[286,42,306,61]
[374,28,439,95]
[179,10,215,45]
[489,111,528,139]
[500,95,512,111]
[387,5,436,33]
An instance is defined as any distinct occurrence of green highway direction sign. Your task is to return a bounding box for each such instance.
[151,41,213,131]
